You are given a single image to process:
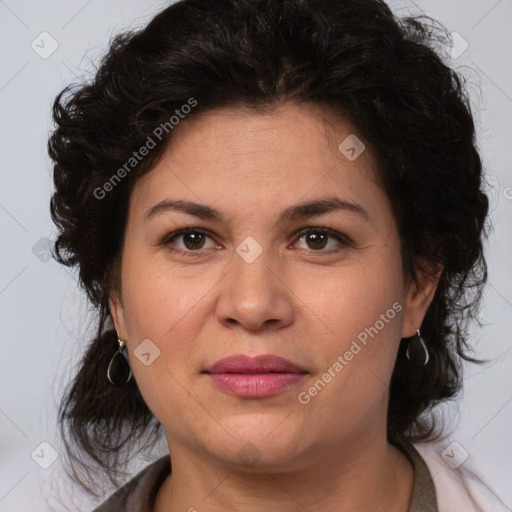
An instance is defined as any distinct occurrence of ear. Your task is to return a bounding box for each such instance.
[109,293,127,340]
[401,259,443,338]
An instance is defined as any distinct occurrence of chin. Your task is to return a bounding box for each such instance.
[204,418,310,470]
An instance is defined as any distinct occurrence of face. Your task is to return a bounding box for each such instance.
[111,103,438,471]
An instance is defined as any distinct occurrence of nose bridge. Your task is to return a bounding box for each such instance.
[231,238,277,301]
[215,237,294,330]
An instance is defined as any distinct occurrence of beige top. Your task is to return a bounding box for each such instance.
[93,442,438,511]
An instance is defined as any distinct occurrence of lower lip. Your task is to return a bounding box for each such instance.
[205,373,306,398]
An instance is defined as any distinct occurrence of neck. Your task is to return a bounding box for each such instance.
[154,434,414,512]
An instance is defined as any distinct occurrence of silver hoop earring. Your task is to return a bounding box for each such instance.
[406,329,429,367]
[107,336,133,386]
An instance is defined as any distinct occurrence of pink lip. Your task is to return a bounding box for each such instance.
[203,354,308,398]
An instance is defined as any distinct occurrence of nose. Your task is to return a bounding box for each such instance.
[215,246,294,332]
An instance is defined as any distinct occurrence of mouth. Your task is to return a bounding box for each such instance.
[202,354,308,398]
[203,353,307,374]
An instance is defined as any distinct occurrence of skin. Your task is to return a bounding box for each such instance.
[110,102,442,512]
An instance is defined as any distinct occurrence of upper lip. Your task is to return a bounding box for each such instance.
[203,354,307,374]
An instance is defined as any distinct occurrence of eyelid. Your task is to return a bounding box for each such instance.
[161,226,213,245]
[292,226,352,252]
[294,226,351,243]
[161,227,219,257]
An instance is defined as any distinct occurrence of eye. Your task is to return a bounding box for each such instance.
[294,227,351,252]
[161,227,219,255]
[160,226,351,257]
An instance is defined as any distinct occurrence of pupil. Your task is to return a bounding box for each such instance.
[307,233,327,249]
[184,233,205,250]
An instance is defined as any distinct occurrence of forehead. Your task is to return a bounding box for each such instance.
[165,102,369,168]
[129,102,387,225]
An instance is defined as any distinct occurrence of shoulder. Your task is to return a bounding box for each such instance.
[413,440,511,512]
[91,455,171,512]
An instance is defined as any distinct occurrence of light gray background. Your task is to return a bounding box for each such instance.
[0,1,511,510]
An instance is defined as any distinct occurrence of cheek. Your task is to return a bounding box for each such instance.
[120,249,209,338]
[294,249,406,407]
[303,252,404,340]
[293,256,405,434]
[118,265,211,424]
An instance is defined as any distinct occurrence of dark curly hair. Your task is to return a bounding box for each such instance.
[48,0,490,499]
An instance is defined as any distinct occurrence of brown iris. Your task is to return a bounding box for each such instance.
[305,232,328,250]
[183,232,206,250]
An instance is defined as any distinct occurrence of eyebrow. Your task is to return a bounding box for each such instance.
[145,197,369,223]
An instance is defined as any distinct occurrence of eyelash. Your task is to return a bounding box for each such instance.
[160,226,351,257]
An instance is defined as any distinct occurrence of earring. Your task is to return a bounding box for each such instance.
[107,336,133,386]
[406,329,429,367]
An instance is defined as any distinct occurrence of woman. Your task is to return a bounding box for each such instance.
[48,0,509,510]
